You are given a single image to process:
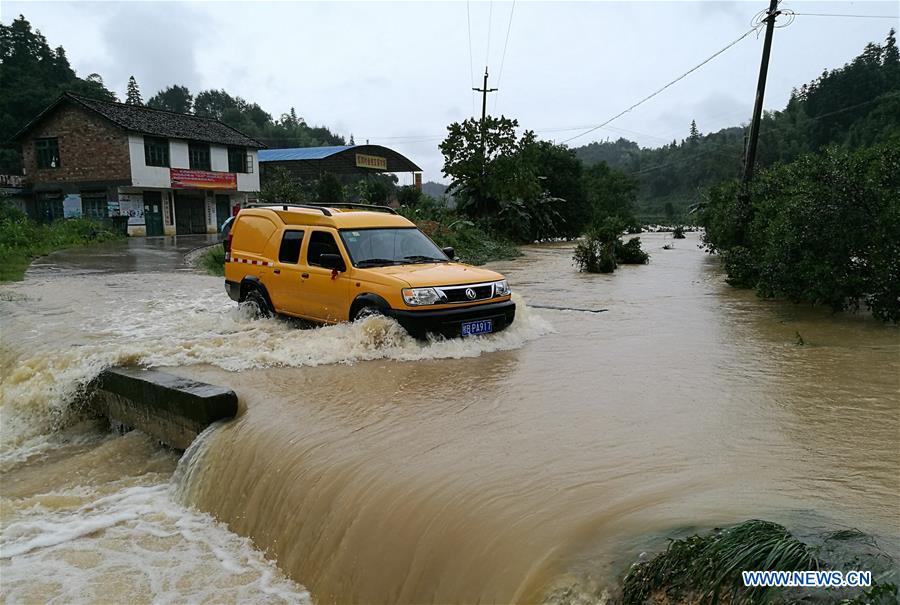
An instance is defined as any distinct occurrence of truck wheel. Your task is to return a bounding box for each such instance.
[353,305,383,321]
[242,289,272,319]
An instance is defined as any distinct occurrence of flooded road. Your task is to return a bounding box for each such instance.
[2,233,898,603]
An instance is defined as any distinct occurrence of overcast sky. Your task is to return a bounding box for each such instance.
[3,1,897,183]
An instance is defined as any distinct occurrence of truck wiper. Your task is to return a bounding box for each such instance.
[402,255,449,264]
[356,258,402,267]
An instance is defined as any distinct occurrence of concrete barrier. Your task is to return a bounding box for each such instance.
[91,367,238,450]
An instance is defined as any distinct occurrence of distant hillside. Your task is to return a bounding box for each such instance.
[573,29,900,221]
[421,181,448,199]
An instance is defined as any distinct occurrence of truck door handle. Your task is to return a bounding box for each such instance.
[273,269,281,274]
[301,273,309,279]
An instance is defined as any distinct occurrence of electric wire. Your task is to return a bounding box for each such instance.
[493,0,517,113]
[466,1,476,117]
[560,24,764,145]
[788,12,899,19]
[485,0,494,69]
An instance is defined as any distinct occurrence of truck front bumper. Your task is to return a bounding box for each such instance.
[387,299,516,338]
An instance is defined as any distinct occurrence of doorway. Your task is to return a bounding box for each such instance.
[215,195,231,233]
[174,191,207,235]
[142,191,164,236]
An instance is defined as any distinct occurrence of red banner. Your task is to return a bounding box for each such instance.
[170,168,237,190]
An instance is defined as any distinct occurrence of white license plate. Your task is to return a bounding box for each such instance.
[461,319,493,336]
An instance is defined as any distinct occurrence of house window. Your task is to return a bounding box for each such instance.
[227,146,248,173]
[144,136,170,167]
[188,142,211,171]
[81,192,108,219]
[35,138,60,169]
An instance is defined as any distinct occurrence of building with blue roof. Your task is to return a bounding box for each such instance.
[258,144,422,188]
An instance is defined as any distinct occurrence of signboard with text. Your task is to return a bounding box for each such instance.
[170,168,237,190]
[355,154,388,171]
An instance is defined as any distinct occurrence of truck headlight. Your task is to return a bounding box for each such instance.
[402,287,442,306]
[493,280,510,296]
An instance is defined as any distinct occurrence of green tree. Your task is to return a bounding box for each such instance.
[125,75,143,105]
[147,85,193,113]
[314,173,344,204]
[0,15,116,173]
[439,115,540,219]
[582,161,639,230]
[689,119,700,145]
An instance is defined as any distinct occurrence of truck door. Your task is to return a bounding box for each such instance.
[302,229,352,322]
[268,229,307,316]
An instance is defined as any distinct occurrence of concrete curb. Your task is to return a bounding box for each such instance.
[91,367,237,450]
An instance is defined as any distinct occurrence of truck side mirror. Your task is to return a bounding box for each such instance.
[319,253,346,272]
[442,246,455,260]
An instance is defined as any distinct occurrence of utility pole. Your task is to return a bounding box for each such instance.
[472,66,498,201]
[472,66,498,124]
[741,0,781,188]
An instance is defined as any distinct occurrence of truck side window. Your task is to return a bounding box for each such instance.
[307,231,340,267]
[278,230,304,264]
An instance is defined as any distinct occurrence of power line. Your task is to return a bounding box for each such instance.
[789,12,899,19]
[493,0,517,113]
[466,1,476,117]
[485,0,494,68]
[560,24,764,145]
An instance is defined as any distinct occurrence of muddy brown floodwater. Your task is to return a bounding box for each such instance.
[1,232,898,604]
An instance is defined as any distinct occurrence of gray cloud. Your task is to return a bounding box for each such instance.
[6,0,896,181]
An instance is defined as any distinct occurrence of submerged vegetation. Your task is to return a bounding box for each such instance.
[0,206,124,282]
[699,142,900,323]
[573,217,649,273]
[623,520,898,605]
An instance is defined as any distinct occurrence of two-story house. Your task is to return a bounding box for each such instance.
[13,93,264,236]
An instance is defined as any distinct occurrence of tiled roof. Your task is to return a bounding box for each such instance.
[16,93,264,148]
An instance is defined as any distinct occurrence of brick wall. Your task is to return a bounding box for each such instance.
[21,103,131,186]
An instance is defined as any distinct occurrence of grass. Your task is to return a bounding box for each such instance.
[0,207,126,282]
[622,521,899,605]
[198,245,226,276]
[623,520,818,605]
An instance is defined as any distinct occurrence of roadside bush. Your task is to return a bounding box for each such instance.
[399,200,520,265]
[198,245,226,276]
[0,206,124,281]
[700,142,900,322]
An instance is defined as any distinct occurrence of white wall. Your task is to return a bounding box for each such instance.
[237,150,260,191]
[128,134,170,188]
[128,135,259,192]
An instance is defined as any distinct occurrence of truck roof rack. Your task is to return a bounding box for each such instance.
[245,203,332,216]
[306,202,398,215]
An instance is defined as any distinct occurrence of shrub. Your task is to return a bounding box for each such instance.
[616,237,650,264]
[699,142,900,322]
[0,207,124,282]
[198,246,226,276]
[574,217,649,273]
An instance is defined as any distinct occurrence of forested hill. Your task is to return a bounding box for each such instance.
[0,15,344,174]
[573,29,900,222]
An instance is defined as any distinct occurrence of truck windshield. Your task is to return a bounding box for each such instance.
[340,228,448,267]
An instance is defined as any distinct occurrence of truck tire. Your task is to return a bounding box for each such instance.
[242,289,273,319]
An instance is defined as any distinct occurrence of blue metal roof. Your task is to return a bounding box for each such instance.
[258,146,355,162]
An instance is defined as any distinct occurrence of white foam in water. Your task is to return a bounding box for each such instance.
[0,274,552,451]
[0,478,311,604]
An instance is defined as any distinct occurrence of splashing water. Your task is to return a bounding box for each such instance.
[0,272,551,453]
